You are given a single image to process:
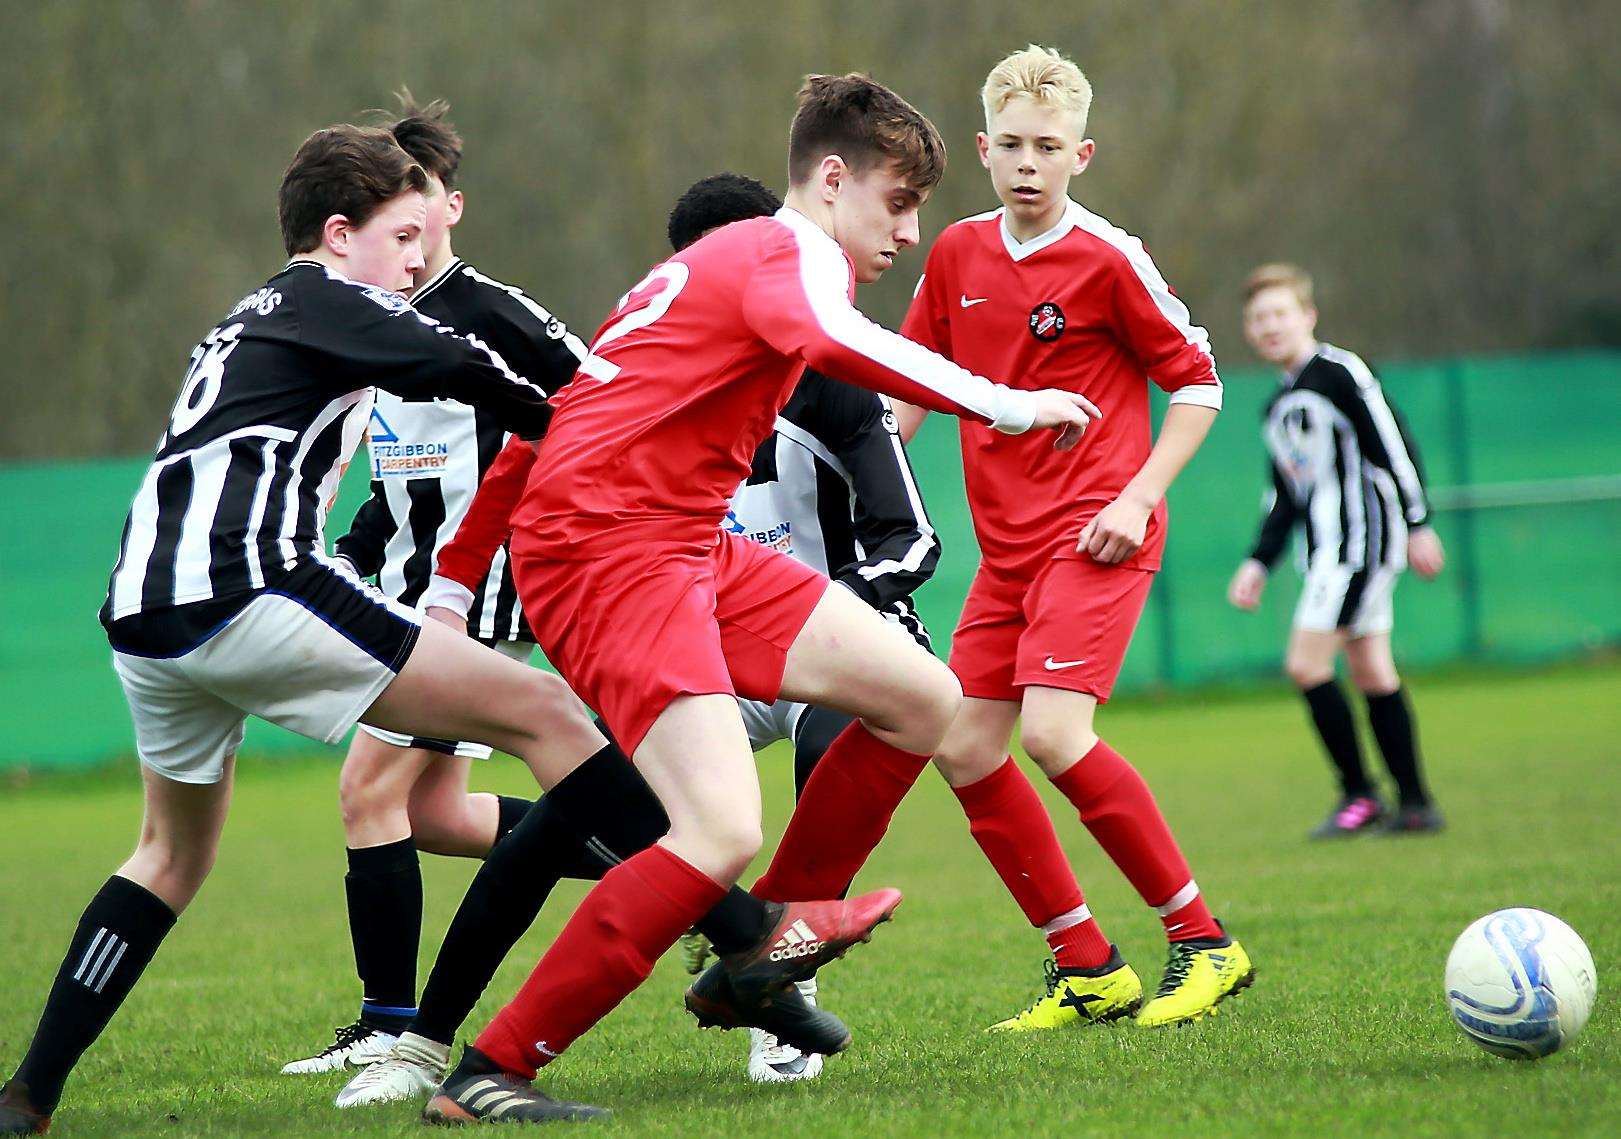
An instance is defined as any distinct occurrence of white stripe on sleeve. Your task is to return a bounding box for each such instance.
[855,400,938,582]
[1323,345,1427,521]
[776,209,1037,434]
[1168,384,1224,409]
[1072,203,1222,410]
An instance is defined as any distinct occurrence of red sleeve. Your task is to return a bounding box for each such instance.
[740,217,1036,433]
[1105,240,1223,409]
[435,435,536,590]
[899,239,953,359]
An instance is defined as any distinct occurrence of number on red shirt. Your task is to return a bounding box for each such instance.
[577,263,690,383]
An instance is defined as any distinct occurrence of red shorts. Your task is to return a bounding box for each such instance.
[949,556,1154,704]
[513,531,828,755]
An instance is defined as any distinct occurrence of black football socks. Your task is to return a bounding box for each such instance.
[409,793,590,1046]
[413,741,670,1044]
[793,706,855,798]
[494,796,535,847]
[1365,687,1431,808]
[546,733,772,953]
[12,875,176,1112]
[346,837,422,1032]
[410,740,777,1046]
[1302,680,1374,799]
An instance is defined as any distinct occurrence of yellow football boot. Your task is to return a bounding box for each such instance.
[988,950,1144,1032]
[1135,931,1255,1027]
[679,929,712,975]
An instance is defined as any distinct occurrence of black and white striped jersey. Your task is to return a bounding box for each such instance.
[1249,342,1430,573]
[727,370,939,648]
[334,258,585,642]
[101,260,552,649]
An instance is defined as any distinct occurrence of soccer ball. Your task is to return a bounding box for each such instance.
[1444,908,1597,1059]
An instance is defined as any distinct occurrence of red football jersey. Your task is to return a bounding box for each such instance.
[901,200,1221,578]
[512,208,1044,561]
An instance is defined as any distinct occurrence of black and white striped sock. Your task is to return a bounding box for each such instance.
[12,875,176,1111]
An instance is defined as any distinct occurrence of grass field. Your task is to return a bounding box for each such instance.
[2,663,1617,1136]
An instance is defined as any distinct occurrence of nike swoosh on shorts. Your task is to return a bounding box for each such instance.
[1042,656,1087,670]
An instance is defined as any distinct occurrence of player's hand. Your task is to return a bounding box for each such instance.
[1027,389,1102,451]
[1227,559,1268,610]
[1079,495,1150,563]
[1408,527,1445,580]
[425,605,469,637]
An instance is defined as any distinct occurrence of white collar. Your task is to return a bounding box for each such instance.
[776,205,839,251]
[999,199,1081,262]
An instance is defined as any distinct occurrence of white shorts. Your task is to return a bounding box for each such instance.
[111,562,421,785]
[358,639,534,759]
[1294,561,1401,637]
[739,697,812,752]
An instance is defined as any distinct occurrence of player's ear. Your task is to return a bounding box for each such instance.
[976,132,992,170]
[1073,139,1096,176]
[321,214,351,257]
[445,189,465,228]
[817,154,846,203]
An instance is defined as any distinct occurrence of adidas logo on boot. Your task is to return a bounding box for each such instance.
[767,919,825,962]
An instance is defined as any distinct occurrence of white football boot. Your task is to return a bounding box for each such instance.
[280,1020,399,1074]
[334,1032,450,1107]
[746,980,825,1083]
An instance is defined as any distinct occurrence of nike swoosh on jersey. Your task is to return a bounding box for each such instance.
[960,295,989,308]
[1042,656,1087,670]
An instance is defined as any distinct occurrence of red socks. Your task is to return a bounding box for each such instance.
[1044,904,1114,970]
[950,758,1109,969]
[1049,740,1222,943]
[475,845,724,1077]
[752,722,931,903]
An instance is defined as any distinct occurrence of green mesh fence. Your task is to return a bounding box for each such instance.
[3,351,1616,770]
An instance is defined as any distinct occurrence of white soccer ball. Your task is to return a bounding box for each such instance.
[1444,908,1597,1059]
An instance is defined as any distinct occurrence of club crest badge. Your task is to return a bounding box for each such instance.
[1028,302,1066,342]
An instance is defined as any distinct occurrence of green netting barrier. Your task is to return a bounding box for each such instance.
[3,351,1616,770]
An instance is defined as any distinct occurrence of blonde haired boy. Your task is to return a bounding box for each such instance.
[895,45,1253,1029]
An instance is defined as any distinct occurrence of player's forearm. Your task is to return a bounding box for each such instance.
[839,419,941,604]
[803,336,1035,433]
[892,400,928,444]
[841,521,940,609]
[334,481,393,578]
[434,437,534,589]
[364,320,554,439]
[420,574,476,620]
[1249,515,1291,570]
[1118,404,1218,508]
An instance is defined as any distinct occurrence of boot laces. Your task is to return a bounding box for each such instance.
[1154,943,1198,999]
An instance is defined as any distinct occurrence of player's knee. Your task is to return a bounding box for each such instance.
[677,815,761,883]
[932,731,1002,785]
[338,767,405,834]
[1019,720,1094,773]
[1285,656,1332,689]
[910,663,963,747]
[719,821,764,878]
[1346,650,1399,694]
[405,796,469,856]
[1350,665,1400,695]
